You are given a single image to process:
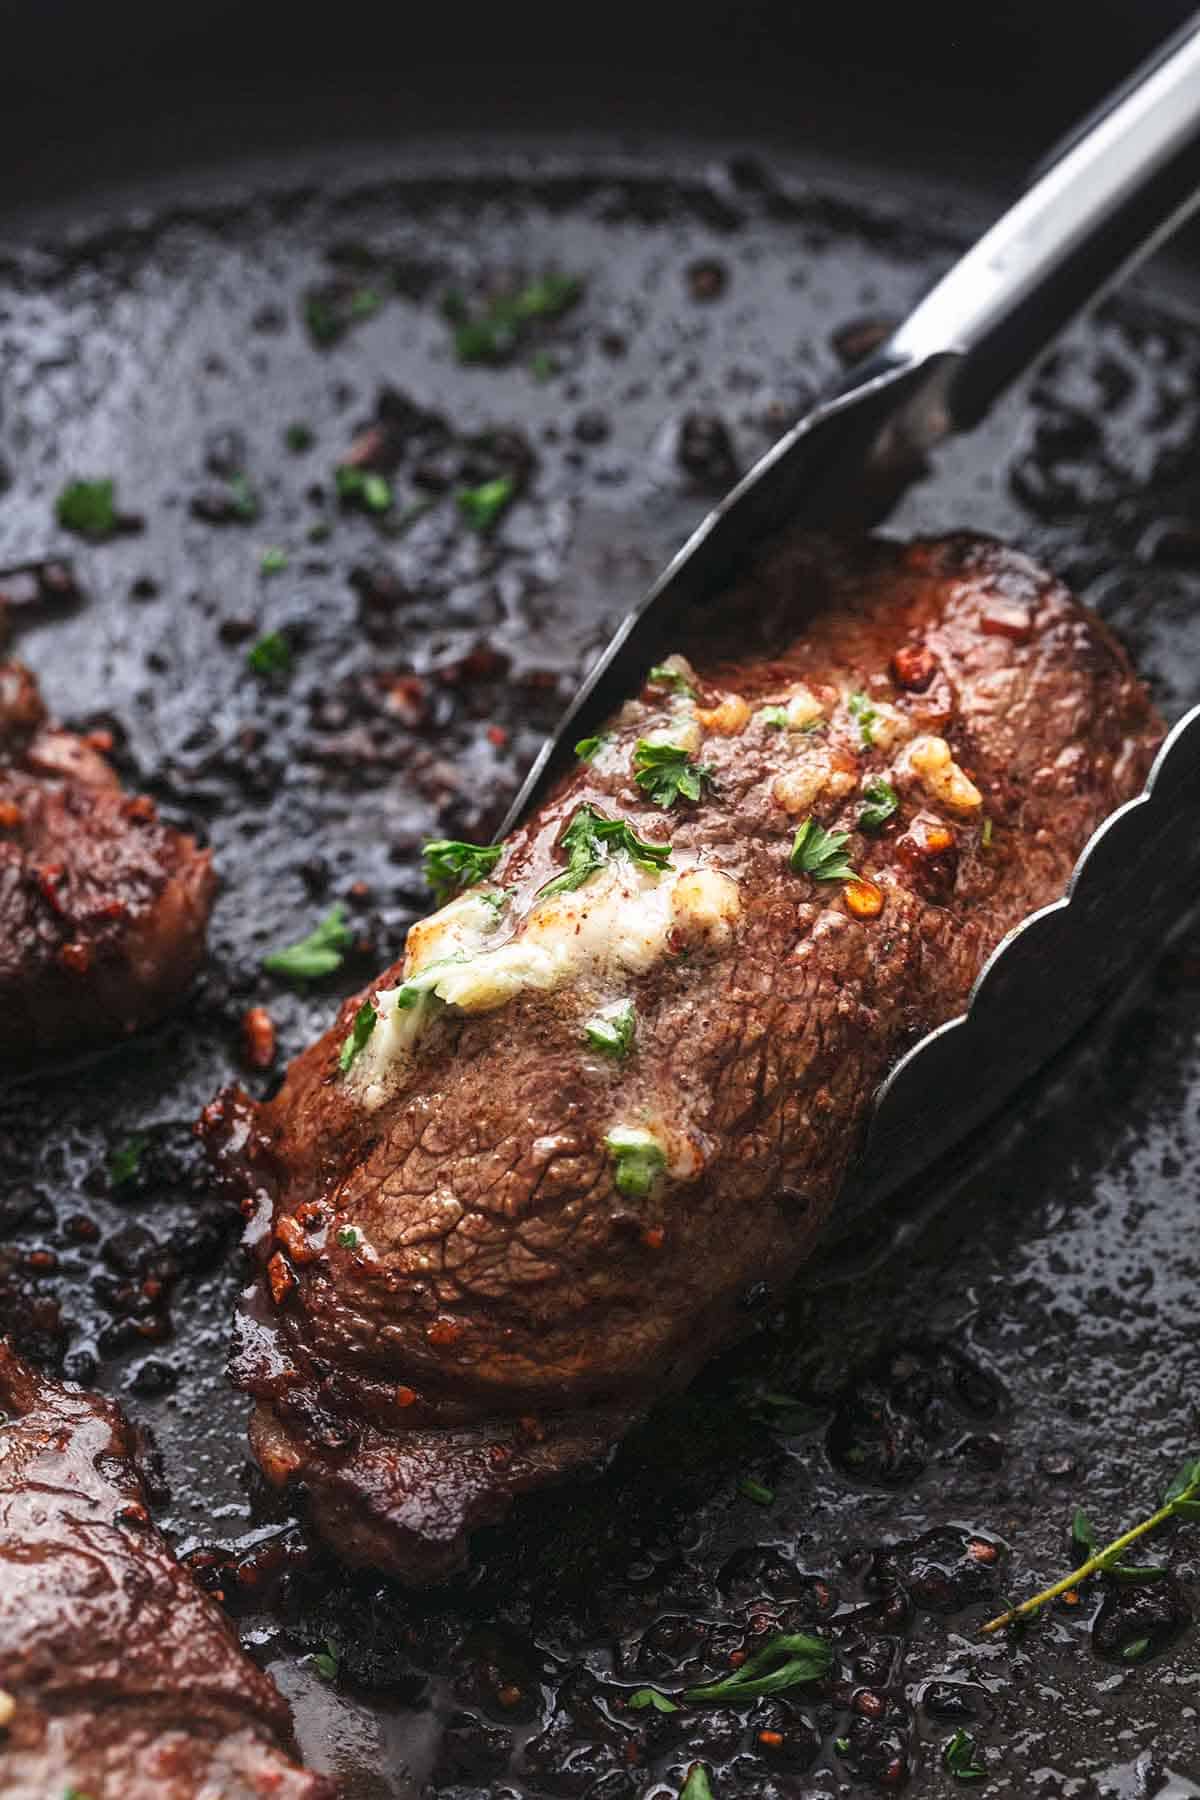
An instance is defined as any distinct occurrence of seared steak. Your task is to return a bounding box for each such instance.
[214,532,1162,1583]
[0,1343,334,1800]
[0,661,215,1058]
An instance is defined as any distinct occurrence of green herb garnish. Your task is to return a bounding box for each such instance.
[788,818,856,882]
[109,1135,148,1188]
[647,663,696,696]
[574,733,608,763]
[56,478,119,540]
[981,816,994,849]
[530,349,556,382]
[628,1688,679,1713]
[834,1738,850,1755]
[847,690,878,747]
[422,839,504,906]
[584,999,636,1060]
[336,1227,360,1249]
[246,631,292,679]
[312,1638,340,1681]
[338,1001,378,1074]
[540,804,672,898]
[63,1790,97,1800]
[335,465,393,513]
[260,546,288,576]
[263,904,353,982]
[457,475,516,532]
[758,705,789,730]
[228,473,260,521]
[1122,1636,1151,1661]
[679,1766,714,1800]
[739,1476,775,1506]
[632,740,713,809]
[684,1632,831,1704]
[285,422,314,453]
[858,777,898,833]
[1072,1508,1165,1582]
[943,1729,986,1782]
[983,1455,1200,1634]
[605,1126,666,1198]
[444,273,582,364]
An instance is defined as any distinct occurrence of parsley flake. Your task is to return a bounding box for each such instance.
[684,1632,831,1704]
[584,999,636,1059]
[228,473,260,521]
[457,475,516,532]
[338,1001,378,1074]
[647,663,696,696]
[632,740,713,809]
[739,1476,775,1506]
[628,1688,679,1713]
[336,1226,360,1249]
[422,839,504,906]
[263,904,353,982]
[312,1638,340,1681]
[444,273,582,364]
[109,1135,148,1188]
[788,818,856,882]
[943,1729,986,1782]
[758,704,789,729]
[335,466,393,514]
[605,1126,666,1198]
[858,777,899,833]
[847,690,878,747]
[1122,1636,1151,1661]
[574,733,608,763]
[260,546,288,576]
[680,1767,715,1800]
[246,631,292,679]
[540,804,672,898]
[56,478,119,540]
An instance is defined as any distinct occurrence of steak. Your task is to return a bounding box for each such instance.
[0,1343,334,1798]
[0,661,215,1059]
[212,532,1162,1583]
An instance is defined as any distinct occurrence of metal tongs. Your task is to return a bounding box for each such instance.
[499,16,1200,1209]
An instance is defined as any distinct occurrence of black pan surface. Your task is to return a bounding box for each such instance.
[3,21,1200,1796]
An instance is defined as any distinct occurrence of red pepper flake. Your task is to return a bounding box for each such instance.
[241,1005,277,1071]
[426,1316,462,1348]
[0,800,22,830]
[757,1730,784,1750]
[275,1215,319,1265]
[395,1385,418,1408]
[854,1689,886,1720]
[496,1684,523,1709]
[348,879,372,900]
[25,1248,58,1274]
[57,940,92,975]
[486,724,509,748]
[125,794,158,824]
[36,864,68,914]
[966,1538,998,1563]
[641,1225,666,1251]
[890,643,937,691]
[141,1278,163,1302]
[267,1251,297,1307]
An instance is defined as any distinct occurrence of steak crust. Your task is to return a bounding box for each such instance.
[0,1343,334,1799]
[215,532,1162,1582]
[0,661,215,1059]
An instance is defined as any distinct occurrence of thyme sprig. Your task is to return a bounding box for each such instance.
[981,1456,1200,1635]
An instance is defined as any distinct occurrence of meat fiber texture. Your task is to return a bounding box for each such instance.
[0,660,215,1059]
[213,532,1162,1583]
[0,1342,335,1799]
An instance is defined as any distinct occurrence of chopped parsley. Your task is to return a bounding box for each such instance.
[304,287,380,346]
[56,478,119,539]
[632,740,713,809]
[422,838,504,906]
[336,1226,360,1249]
[739,1476,775,1505]
[684,1631,831,1704]
[847,689,878,747]
[63,1790,97,1800]
[338,1001,378,1074]
[758,704,789,729]
[109,1134,148,1188]
[584,999,636,1059]
[246,631,292,679]
[260,546,288,576]
[312,1638,340,1681]
[680,1768,714,1800]
[540,804,672,898]
[981,815,994,849]
[647,662,696,696]
[530,349,557,382]
[628,1688,679,1713]
[858,777,899,833]
[285,422,314,453]
[228,473,260,521]
[443,272,583,364]
[574,733,608,763]
[393,955,467,1010]
[605,1126,666,1198]
[335,465,393,513]
[789,818,856,882]
[1122,1636,1151,1661]
[457,475,516,532]
[943,1728,986,1782]
[263,904,353,981]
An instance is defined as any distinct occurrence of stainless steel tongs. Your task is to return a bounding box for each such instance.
[498,15,1200,1211]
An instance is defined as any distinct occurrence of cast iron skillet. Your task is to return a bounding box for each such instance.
[3,7,1200,1797]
